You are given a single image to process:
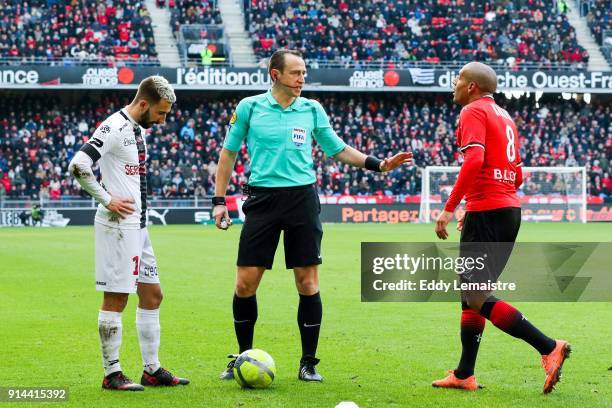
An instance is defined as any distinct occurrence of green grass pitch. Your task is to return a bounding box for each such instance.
[1,223,610,407]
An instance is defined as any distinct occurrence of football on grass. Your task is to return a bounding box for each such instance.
[233,349,276,389]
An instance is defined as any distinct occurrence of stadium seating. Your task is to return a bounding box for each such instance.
[0,0,158,65]
[168,0,223,34]
[586,0,612,62]
[0,94,609,200]
[246,0,589,69]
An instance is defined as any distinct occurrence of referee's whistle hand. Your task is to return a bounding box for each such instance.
[106,196,135,219]
[380,152,413,172]
[213,205,232,230]
[435,210,453,240]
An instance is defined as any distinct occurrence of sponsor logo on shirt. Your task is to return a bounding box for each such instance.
[124,138,136,146]
[125,163,141,175]
[493,168,516,184]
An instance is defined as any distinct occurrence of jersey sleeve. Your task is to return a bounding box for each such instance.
[458,106,486,152]
[79,122,117,162]
[312,101,346,156]
[223,99,251,152]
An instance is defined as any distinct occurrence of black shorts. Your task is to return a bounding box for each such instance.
[237,184,323,269]
[459,207,521,284]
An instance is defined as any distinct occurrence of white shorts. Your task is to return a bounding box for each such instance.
[95,223,160,293]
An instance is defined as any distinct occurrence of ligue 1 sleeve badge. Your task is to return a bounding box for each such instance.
[292,127,306,147]
[229,111,237,129]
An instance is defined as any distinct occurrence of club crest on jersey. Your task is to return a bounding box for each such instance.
[100,125,111,134]
[228,111,238,131]
[292,127,307,147]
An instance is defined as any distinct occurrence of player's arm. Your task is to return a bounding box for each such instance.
[213,100,249,230]
[436,147,485,239]
[68,126,134,218]
[436,107,486,239]
[515,162,523,189]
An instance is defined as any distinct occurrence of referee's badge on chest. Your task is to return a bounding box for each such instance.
[291,127,307,147]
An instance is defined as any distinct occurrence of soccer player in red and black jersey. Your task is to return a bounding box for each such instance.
[432,62,570,393]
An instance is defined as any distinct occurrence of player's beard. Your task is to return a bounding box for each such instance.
[138,108,153,129]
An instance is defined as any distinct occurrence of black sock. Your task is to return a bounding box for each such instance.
[233,294,257,353]
[297,292,322,358]
[455,302,486,379]
[480,297,556,355]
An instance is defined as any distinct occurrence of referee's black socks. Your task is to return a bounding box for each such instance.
[479,296,556,355]
[298,292,322,358]
[233,294,258,353]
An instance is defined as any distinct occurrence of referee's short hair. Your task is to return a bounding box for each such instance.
[268,49,303,77]
[135,75,176,105]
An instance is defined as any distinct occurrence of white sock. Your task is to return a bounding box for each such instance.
[98,310,122,377]
[136,307,161,374]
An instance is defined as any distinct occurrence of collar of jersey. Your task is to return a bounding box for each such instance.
[121,108,140,127]
[265,90,303,111]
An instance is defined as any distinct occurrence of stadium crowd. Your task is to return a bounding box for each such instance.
[247,0,589,69]
[0,93,609,201]
[585,0,611,58]
[0,0,158,65]
[163,0,222,34]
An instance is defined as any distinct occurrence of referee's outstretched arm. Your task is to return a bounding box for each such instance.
[333,145,413,172]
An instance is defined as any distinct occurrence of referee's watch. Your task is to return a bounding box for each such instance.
[212,196,226,206]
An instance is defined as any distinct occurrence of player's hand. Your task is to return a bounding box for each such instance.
[435,210,454,240]
[105,196,135,219]
[457,213,466,232]
[380,152,413,172]
[213,204,232,230]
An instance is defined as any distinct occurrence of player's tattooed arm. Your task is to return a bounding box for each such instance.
[69,152,135,218]
[68,151,112,207]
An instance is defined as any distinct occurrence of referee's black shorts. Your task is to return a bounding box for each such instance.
[459,207,521,284]
[237,184,322,270]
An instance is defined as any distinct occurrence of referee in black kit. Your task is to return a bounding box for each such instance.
[213,49,412,382]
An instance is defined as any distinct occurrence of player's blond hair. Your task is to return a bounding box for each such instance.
[135,75,176,104]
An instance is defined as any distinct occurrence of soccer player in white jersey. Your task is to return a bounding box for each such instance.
[69,76,189,391]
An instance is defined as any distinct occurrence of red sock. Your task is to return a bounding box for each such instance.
[455,308,486,379]
[481,298,555,355]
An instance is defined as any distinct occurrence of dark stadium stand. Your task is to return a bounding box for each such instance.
[0,93,609,200]
[247,0,589,69]
[0,0,158,65]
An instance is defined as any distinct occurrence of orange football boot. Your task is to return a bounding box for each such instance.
[432,370,482,390]
[541,339,571,394]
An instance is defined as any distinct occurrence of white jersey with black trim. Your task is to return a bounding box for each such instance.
[82,109,147,229]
